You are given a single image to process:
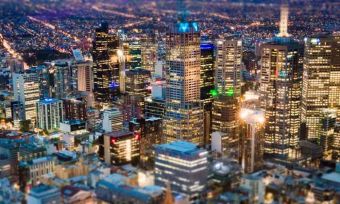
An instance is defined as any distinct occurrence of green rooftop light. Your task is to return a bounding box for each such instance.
[226,87,234,97]
[210,89,218,97]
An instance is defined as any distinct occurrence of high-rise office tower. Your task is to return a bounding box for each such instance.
[154,141,208,202]
[301,33,340,141]
[36,98,64,131]
[125,68,151,119]
[163,21,204,146]
[211,95,239,158]
[141,34,156,73]
[259,6,304,160]
[330,33,340,118]
[35,65,53,99]
[75,61,93,93]
[128,37,142,70]
[200,39,215,103]
[52,60,71,99]
[92,23,120,103]
[214,35,242,98]
[260,37,303,160]
[13,70,40,125]
[125,69,151,98]
[201,39,215,145]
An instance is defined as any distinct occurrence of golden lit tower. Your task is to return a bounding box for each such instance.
[163,21,204,146]
[214,35,243,98]
[301,34,339,141]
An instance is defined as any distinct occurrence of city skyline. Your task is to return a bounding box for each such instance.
[0,0,339,204]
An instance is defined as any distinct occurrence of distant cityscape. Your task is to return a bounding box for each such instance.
[0,0,339,203]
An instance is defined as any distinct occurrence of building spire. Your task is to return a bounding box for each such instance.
[177,0,187,22]
[278,4,290,37]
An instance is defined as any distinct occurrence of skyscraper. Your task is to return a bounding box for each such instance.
[200,39,215,103]
[141,34,156,73]
[125,68,151,118]
[201,39,215,145]
[211,95,239,158]
[36,98,64,131]
[62,98,87,121]
[128,37,142,70]
[12,70,40,126]
[260,37,303,160]
[301,34,340,141]
[92,23,120,103]
[52,60,71,99]
[163,21,204,146]
[259,5,304,160]
[214,35,242,98]
[75,61,93,93]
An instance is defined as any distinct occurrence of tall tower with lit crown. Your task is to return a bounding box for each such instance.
[163,4,204,145]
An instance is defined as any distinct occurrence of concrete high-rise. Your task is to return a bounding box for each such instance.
[12,70,40,125]
[75,61,93,93]
[36,98,64,131]
[102,108,124,133]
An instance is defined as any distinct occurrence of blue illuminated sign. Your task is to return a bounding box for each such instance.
[179,22,189,33]
[200,44,214,50]
[177,22,199,33]
[109,82,119,89]
[192,22,198,32]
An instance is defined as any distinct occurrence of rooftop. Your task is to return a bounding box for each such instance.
[105,130,134,138]
[39,98,61,104]
[29,184,59,196]
[155,140,206,157]
[61,119,86,126]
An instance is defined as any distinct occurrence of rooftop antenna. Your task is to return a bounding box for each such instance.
[277,3,290,37]
[177,0,188,22]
